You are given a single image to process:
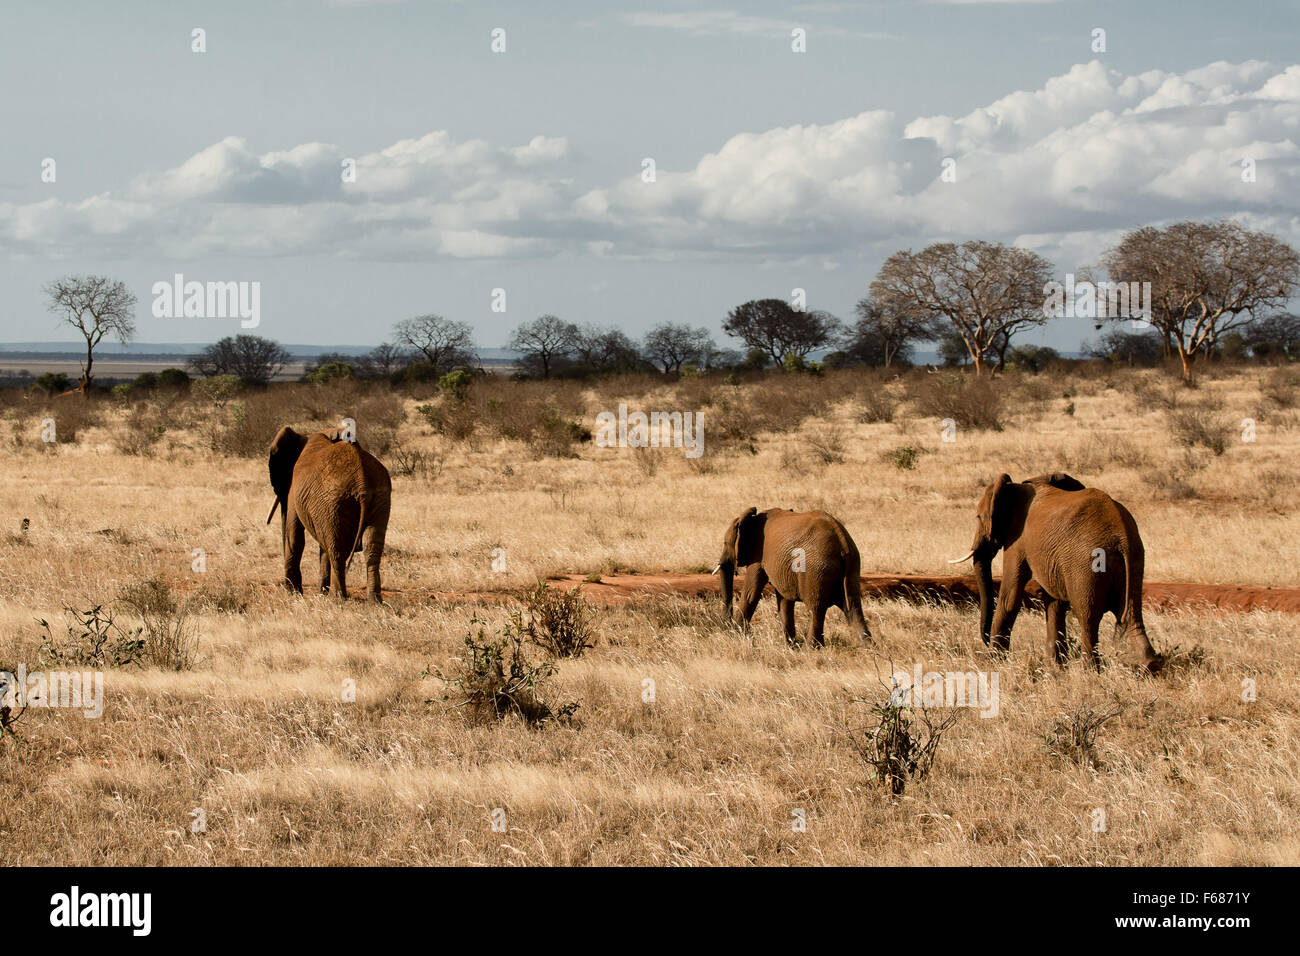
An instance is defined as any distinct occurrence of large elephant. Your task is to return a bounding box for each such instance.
[267,426,392,602]
[713,507,871,647]
[949,473,1162,673]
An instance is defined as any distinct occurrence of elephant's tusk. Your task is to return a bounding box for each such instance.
[710,564,721,575]
[946,549,975,564]
[266,498,280,525]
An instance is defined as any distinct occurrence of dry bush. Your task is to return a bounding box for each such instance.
[1167,405,1230,455]
[514,582,595,658]
[1044,697,1124,768]
[211,394,284,457]
[1262,368,1299,408]
[804,426,846,465]
[857,685,960,795]
[856,386,898,424]
[744,374,839,434]
[117,578,198,671]
[885,444,922,470]
[908,371,1006,431]
[39,399,100,445]
[114,404,167,457]
[1055,433,1146,474]
[702,396,758,455]
[433,616,579,725]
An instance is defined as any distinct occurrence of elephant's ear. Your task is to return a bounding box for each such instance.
[1026,472,1085,491]
[735,507,764,566]
[977,474,1014,549]
[268,426,307,502]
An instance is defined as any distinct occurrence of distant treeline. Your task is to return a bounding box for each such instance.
[20,219,1300,395]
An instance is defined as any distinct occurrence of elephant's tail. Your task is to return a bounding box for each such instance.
[842,544,871,640]
[1120,525,1145,631]
[344,494,368,569]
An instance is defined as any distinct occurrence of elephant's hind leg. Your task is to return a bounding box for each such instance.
[1079,607,1104,672]
[362,522,386,602]
[778,595,797,645]
[808,598,829,648]
[1044,598,1069,667]
[319,545,331,594]
[329,546,349,600]
[283,517,306,595]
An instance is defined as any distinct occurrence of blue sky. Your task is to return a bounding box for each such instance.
[1,0,1297,352]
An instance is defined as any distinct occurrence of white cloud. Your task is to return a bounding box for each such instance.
[3,59,1297,267]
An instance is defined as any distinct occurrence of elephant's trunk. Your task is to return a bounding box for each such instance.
[973,546,996,647]
[718,560,736,620]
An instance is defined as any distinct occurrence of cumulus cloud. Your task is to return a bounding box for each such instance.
[2,59,1297,265]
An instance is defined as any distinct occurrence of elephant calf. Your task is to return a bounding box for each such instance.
[714,507,871,647]
[950,472,1162,673]
[267,425,392,602]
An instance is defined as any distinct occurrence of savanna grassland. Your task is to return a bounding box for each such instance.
[1,362,1298,865]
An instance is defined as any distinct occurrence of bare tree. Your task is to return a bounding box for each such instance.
[366,341,412,378]
[44,275,138,394]
[392,314,476,374]
[574,325,644,374]
[870,241,1054,376]
[1100,220,1300,382]
[845,297,943,367]
[642,322,714,374]
[722,299,840,369]
[190,335,291,386]
[508,314,581,379]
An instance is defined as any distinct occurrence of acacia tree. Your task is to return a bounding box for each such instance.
[508,314,581,379]
[392,314,476,374]
[642,322,715,374]
[1100,221,1300,382]
[845,297,942,367]
[573,325,643,374]
[722,299,840,369]
[870,241,1054,376]
[44,275,138,394]
[190,335,290,386]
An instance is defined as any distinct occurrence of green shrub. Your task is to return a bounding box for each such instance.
[432,616,579,726]
[34,373,71,396]
[157,368,191,390]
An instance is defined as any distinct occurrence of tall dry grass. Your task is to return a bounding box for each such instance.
[0,363,1296,864]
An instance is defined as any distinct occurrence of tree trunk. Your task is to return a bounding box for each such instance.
[80,341,93,395]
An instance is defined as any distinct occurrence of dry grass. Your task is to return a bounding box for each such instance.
[0,364,1297,865]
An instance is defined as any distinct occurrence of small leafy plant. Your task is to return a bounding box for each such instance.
[857,679,960,795]
[37,605,145,669]
[432,616,579,726]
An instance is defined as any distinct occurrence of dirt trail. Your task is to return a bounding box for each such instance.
[400,573,1300,614]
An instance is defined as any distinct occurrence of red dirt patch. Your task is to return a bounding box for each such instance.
[422,573,1300,615]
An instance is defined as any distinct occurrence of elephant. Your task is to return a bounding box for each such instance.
[713,507,871,647]
[948,473,1162,673]
[267,425,392,602]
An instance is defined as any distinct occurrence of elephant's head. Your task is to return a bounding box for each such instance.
[266,425,309,526]
[949,472,1083,644]
[713,507,764,619]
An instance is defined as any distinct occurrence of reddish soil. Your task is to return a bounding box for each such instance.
[402,573,1300,614]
